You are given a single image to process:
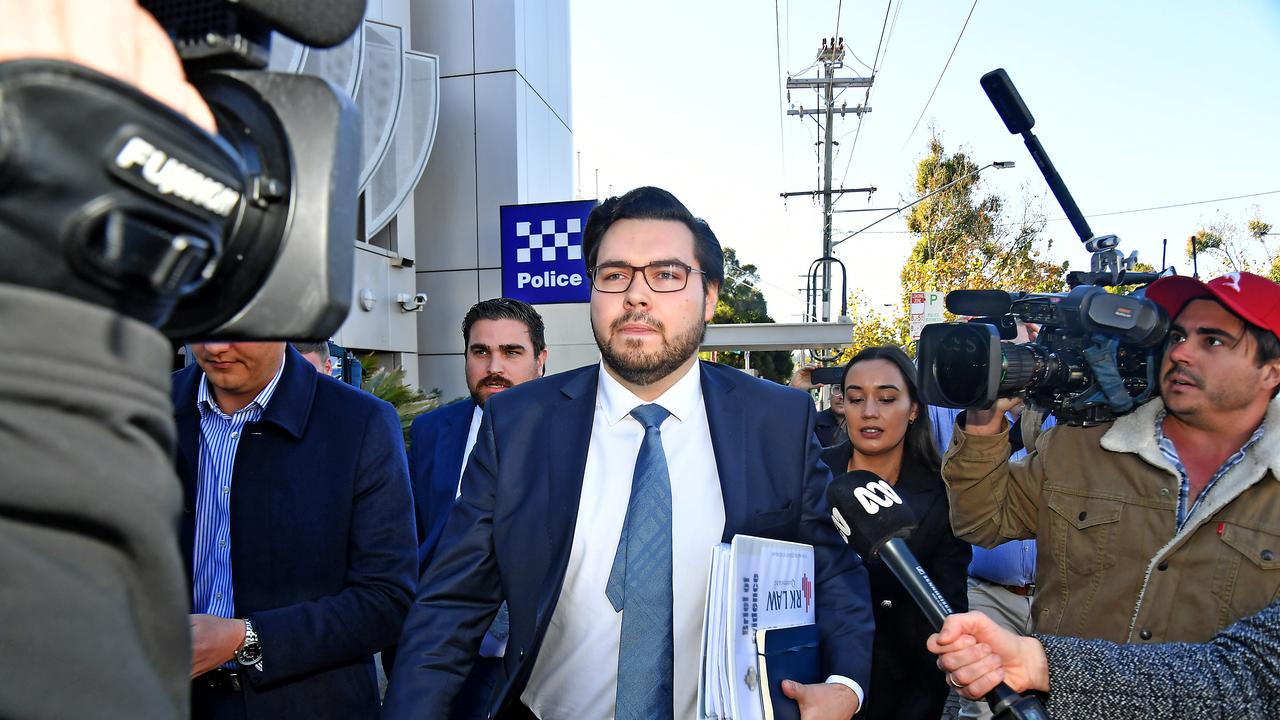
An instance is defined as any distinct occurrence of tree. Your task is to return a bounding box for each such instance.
[710,247,794,383]
[1186,208,1275,280]
[844,134,1068,353]
[359,354,440,444]
[827,290,908,366]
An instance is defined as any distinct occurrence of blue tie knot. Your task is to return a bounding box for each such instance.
[630,403,671,430]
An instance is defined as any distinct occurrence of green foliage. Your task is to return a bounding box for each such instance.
[359,354,441,444]
[901,135,1067,297]
[711,247,795,383]
[1187,208,1275,278]
[874,134,1068,343]
[839,290,910,361]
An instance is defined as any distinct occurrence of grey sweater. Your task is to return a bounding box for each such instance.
[1038,598,1280,719]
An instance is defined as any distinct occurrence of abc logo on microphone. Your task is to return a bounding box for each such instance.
[829,477,905,545]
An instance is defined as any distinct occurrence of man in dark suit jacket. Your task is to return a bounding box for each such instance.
[404,298,547,718]
[386,187,874,720]
[174,343,417,719]
[409,298,548,570]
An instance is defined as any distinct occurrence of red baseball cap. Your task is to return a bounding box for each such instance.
[1146,271,1280,337]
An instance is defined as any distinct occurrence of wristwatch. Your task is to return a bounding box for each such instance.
[235,618,263,671]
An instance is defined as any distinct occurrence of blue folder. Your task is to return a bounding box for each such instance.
[755,623,820,720]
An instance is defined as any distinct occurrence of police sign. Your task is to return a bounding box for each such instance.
[500,199,597,304]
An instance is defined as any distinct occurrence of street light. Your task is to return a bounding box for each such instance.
[831,161,1016,248]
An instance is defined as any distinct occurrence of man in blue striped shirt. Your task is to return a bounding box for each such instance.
[175,341,417,719]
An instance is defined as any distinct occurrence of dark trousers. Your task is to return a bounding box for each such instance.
[192,675,249,720]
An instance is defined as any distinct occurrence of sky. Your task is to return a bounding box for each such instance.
[568,0,1280,324]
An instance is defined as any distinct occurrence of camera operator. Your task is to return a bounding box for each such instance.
[942,271,1280,645]
[0,1,217,717]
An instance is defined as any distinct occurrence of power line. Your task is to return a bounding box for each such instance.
[1045,189,1280,222]
[775,0,788,194]
[834,189,1280,235]
[833,0,843,52]
[835,0,894,193]
[898,0,978,153]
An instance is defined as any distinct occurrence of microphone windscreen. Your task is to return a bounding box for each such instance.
[826,470,918,558]
[980,68,1035,135]
[945,289,1013,317]
[238,0,367,47]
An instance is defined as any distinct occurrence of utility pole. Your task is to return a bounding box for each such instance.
[784,38,874,322]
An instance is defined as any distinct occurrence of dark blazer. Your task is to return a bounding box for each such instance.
[173,347,418,719]
[407,397,477,570]
[384,362,875,718]
[820,441,971,720]
[815,407,843,448]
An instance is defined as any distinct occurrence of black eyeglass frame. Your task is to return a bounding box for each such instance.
[584,261,707,293]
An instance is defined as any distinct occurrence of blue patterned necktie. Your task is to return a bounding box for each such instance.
[606,403,674,720]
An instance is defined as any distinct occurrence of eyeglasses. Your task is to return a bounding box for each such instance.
[586,262,706,293]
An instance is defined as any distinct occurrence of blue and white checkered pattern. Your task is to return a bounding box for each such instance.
[514,217,583,264]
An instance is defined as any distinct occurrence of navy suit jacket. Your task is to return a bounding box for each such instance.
[174,347,418,719]
[407,397,477,571]
[384,362,874,718]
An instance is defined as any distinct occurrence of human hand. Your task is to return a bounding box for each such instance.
[962,397,1023,435]
[0,0,216,132]
[926,611,1049,698]
[781,680,859,720]
[189,614,247,678]
[790,364,820,390]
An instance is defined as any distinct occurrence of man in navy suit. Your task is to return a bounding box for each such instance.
[174,342,417,719]
[385,187,874,720]
[409,298,548,569]
[404,298,547,717]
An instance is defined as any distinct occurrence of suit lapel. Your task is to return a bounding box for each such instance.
[438,400,475,496]
[702,364,749,541]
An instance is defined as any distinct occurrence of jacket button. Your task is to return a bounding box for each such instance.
[1263,550,1274,562]
[1157,561,1169,571]
[880,599,893,609]
[1078,511,1088,521]
[1159,487,1170,497]
[1139,629,1152,640]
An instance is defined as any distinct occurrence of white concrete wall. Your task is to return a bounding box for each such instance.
[410,0,582,402]
[329,0,425,388]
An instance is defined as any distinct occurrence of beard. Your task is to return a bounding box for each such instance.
[594,308,707,387]
[469,373,512,406]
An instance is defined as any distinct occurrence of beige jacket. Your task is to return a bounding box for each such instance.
[942,396,1280,644]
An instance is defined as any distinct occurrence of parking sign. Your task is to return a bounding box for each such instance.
[500,199,597,304]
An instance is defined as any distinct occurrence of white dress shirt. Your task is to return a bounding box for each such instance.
[523,360,726,719]
[458,403,483,496]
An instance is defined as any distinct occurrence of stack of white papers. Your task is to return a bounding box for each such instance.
[697,535,816,719]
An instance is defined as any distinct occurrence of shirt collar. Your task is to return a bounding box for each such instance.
[596,359,703,427]
[197,358,287,419]
[1156,409,1267,451]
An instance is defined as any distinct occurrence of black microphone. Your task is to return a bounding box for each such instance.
[143,0,367,50]
[235,0,367,48]
[945,289,1014,318]
[826,471,1049,720]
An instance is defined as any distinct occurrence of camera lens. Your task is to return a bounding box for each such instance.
[1000,344,1043,393]
[933,326,993,406]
